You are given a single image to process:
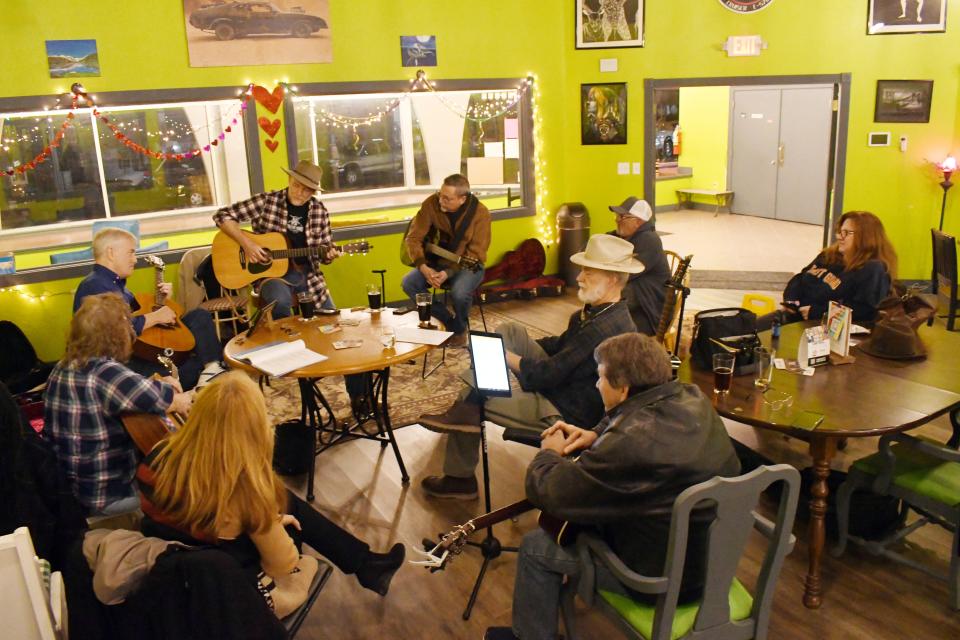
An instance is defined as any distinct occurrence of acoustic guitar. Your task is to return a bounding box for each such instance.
[423,242,483,273]
[415,499,577,571]
[132,255,195,364]
[120,354,185,456]
[211,229,372,289]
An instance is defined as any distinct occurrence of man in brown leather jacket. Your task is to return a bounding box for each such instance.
[401,174,491,347]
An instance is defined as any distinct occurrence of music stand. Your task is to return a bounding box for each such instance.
[461,330,519,620]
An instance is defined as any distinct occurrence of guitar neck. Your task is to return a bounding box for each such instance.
[470,499,535,531]
[656,257,691,341]
[153,265,164,308]
[270,245,330,260]
[425,242,466,265]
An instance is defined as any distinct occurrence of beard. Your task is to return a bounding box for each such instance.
[577,282,604,305]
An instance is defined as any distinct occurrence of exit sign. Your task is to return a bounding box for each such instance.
[725,35,765,57]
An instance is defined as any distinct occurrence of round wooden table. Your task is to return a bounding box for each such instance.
[224,308,445,501]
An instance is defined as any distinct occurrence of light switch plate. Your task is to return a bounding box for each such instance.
[632,162,641,174]
[599,58,618,73]
[617,162,630,175]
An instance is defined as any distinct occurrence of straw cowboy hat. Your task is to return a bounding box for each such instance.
[282,160,323,191]
[570,234,645,274]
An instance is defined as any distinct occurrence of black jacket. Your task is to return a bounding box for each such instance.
[526,380,740,600]
[611,221,671,335]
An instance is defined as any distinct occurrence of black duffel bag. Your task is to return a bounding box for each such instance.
[273,419,314,476]
[690,307,761,376]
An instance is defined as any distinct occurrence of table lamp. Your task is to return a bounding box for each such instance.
[936,155,956,231]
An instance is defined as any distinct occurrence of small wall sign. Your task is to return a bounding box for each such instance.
[718,0,775,13]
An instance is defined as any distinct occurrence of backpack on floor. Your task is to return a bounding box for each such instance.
[273,420,314,476]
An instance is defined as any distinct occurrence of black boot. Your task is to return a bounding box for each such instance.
[355,543,405,596]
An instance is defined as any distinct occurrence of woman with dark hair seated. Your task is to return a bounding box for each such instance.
[760,211,897,330]
[136,371,404,604]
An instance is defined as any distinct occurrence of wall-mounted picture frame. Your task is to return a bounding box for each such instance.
[868,0,947,35]
[45,39,100,78]
[874,80,934,123]
[400,35,436,67]
[576,0,644,49]
[581,82,627,145]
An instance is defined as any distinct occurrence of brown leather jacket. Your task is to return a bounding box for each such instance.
[404,193,491,269]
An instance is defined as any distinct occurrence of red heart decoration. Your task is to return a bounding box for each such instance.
[224,126,232,133]
[264,139,279,153]
[211,139,219,146]
[258,117,281,138]
[252,85,284,113]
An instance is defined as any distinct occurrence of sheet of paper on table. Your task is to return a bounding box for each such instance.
[235,339,327,376]
[395,326,454,346]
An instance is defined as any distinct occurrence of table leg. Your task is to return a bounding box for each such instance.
[371,368,410,484]
[947,407,960,449]
[804,436,838,608]
[300,378,320,502]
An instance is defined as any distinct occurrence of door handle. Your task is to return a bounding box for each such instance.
[778,143,785,167]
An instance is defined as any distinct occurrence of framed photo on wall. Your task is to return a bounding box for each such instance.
[874,80,933,123]
[868,0,947,34]
[576,0,644,49]
[581,83,627,145]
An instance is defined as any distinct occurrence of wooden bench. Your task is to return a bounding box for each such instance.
[675,189,734,215]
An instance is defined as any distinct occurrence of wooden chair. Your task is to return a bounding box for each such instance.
[180,247,250,341]
[561,465,799,640]
[834,433,960,609]
[931,229,959,331]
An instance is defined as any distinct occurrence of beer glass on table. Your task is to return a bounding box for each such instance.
[416,292,433,327]
[366,283,382,311]
[712,352,735,395]
[296,292,315,321]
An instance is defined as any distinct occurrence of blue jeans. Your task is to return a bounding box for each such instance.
[401,266,485,335]
[512,528,627,640]
[128,308,221,390]
[260,269,335,318]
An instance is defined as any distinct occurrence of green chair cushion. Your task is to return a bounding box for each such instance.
[598,578,753,640]
[852,442,960,508]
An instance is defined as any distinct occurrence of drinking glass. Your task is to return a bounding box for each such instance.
[416,292,433,326]
[712,352,735,395]
[754,347,774,389]
[366,283,382,311]
[379,326,396,350]
[296,292,315,321]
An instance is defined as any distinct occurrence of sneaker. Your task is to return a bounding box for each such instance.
[483,628,518,640]
[419,400,482,434]
[195,361,227,391]
[421,475,478,500]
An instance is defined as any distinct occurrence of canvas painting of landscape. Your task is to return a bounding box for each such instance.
[45,39,100,78]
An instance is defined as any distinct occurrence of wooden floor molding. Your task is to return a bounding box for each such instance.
[285,293,960,640]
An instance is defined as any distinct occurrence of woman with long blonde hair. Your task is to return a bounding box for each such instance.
[46,293,193,516]
[761,211,897,329]
[137,371,404,594]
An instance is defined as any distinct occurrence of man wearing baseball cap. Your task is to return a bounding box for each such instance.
[608,196,671,335]
[417,234,639,499]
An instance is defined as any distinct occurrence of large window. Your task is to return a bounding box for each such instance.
[0,99,251,231]
[291,86,527,210]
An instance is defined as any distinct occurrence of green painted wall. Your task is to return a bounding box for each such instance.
[679,86,731,200]
[2,0,959,359]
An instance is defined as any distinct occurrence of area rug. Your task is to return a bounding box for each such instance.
[262,308,548,429]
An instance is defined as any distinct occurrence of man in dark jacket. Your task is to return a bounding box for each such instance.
[485,333,740,640]
[609,197,671,335]
[418,235,640,499]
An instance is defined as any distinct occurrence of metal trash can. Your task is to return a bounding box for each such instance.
[556,203,590,287]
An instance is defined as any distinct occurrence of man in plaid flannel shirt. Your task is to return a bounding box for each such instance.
[46,293,194,516]
[213,160,342,317]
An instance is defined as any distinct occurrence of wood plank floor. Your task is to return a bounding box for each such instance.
[285,293,960,640]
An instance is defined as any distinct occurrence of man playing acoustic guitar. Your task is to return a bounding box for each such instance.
[402,173,491,347]
[74,227,224,391]
[485,333,740,640]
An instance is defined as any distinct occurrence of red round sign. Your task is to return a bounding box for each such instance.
[718,0,774,12]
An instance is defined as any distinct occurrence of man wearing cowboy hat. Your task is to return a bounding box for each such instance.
[214,160,342,317]
[608,196,671,335]
[418,234,640,499]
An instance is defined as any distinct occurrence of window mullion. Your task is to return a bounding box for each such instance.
[88,111,112,218]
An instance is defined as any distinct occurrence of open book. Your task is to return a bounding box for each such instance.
[234,340,327,376]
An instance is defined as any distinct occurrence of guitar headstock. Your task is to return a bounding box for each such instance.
[157,350,180,381]
[339,241,372,256]
[410,522,475,571]
[142,254,164,269]
[460,255,483,273]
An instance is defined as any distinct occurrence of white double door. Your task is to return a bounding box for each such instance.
[729,86,834,225]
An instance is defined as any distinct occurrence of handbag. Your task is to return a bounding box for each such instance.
[273,420,314,476]
[690,307,761,375]
[857,285,937,360]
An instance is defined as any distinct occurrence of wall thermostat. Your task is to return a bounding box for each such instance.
[868,132,890,147]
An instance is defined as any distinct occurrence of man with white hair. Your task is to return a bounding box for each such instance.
[608,196,671,335]
[73,227,223,390]
[417,234,640,499]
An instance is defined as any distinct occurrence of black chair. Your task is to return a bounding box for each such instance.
[421,283,488,379]
[283,558,333,637]
[931,229,959,331]
[0,320,54,396]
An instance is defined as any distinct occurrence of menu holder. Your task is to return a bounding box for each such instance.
[797,325,830,368]
[826,301,856,364]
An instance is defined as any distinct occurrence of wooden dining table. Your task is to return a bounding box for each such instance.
[224,308,444,502]
[680,319,960,609]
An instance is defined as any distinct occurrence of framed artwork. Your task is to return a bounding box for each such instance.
[576,0,644,49]
[45,40,100,78]
[874,80,934,123]
[400,36,437,67]
[717,0,775,13]
[182,0,332,67]
[581,83,627,145]
[868,0,947,34]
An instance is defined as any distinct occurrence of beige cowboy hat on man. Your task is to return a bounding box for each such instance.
[570,234,645,274]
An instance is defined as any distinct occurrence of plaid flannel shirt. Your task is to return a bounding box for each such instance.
[213,189,334,305]
[45,358,174,514]
[518,301,636,428]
